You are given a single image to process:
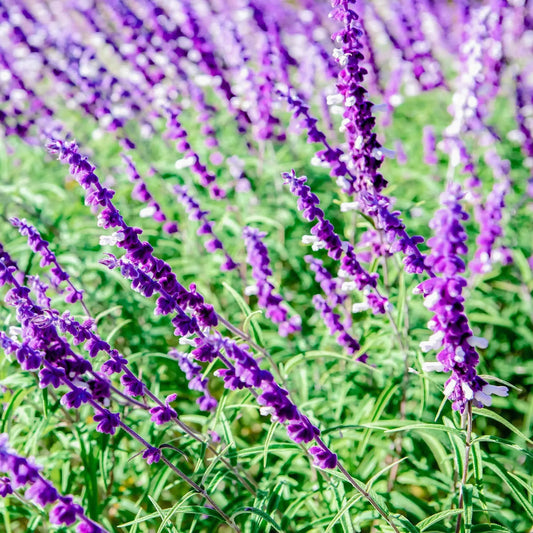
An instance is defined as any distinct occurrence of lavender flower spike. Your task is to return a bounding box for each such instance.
[10,218,86,309]
[415,184,508,412]
[0,434,108,532]
[243,226,301,336]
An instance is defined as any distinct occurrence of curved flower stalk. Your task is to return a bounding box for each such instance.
[304,256,365,360]
[283,170,388,315]
[416,184,508,412]
[242,226,301,336]
[10,217,90,315]
[469,150,512,275]
[174,185,238,272]
[100,253,335,468]
[47,139,218,334]
[165,107,227,199]
[46,141,405,529]
[423,125,438,166]
[278,11,427,277]
[1,240,258,493]
[515,72,533,197]
[122,154,179,234]
[0,261,243,530]
[0,434,108,533]
[329,0,428,276]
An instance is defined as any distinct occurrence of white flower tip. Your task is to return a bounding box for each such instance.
[482,384,509,398]
[340,201,360,212]
[244,285,258,296]
[444,379,457,397]
[467,336,489,349]
[352,302,370,313]
[422,361,445,372]
[474,390,492,406]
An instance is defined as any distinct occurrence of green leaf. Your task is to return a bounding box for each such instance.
[416,509,462,531]
[324,492,363,533]
[1,388,31,433]
[232,506,283,531]
[483,457,533,521]
[462,484,473,533]
[472,408,533,445]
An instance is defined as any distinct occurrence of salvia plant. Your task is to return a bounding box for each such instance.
[0,0,532,532]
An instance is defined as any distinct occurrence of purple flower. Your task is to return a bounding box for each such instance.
[93,410,121,435]
[39,366,66,388]
[287,416,319,444]
[16,342,42,370]
[150,394,177,425]
[77,521,107,533]
[120,373,144,397]
[85,338,110,358]
[0,477,13,497]
[142,447,161,465]
[101,352,128,375]
[171,311,199,336]
[469,150,511,275]
[197,394,217,412]
[25,478,59,507]
[50,497,83,526]
[423,126,438,165]
[309,446,337,469]
[7,455,39,487]
[243,226,301,336]
[61,387,92,409]
[417,184,508,412]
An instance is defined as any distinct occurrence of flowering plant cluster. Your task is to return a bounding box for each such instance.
[0,1,532,532]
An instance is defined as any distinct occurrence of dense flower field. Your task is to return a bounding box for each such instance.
[0,0,532,531]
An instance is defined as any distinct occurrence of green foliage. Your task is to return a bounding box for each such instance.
[0,87,532,533]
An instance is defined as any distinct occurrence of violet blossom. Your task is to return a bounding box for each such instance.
[174,185,238,271]
[416,184,508,412]
[242,226,301,336]
[0,434,108,532]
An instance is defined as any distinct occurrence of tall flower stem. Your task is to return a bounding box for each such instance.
[334,459,401,533]
[455,401,473,533]
[158,455,242,533]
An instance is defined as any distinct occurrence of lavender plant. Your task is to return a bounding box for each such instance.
[0,0,532,532]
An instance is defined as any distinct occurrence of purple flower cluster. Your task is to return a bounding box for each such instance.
[283,170,388,314]
[122,154,179,234]
[312,295,365,360]
[469,150,512,274]
[0,434,107,532]
[422,126,438,166]
[242,226,301,336]
[47,140,218,333]
[304,256,346,307]
[165,108,226,200]
[329,0,387,195]
[170,349,217,412]
[329,1,428,277]
[10,218,85,306]
[415,184,508,412]
[174,185,238,272]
